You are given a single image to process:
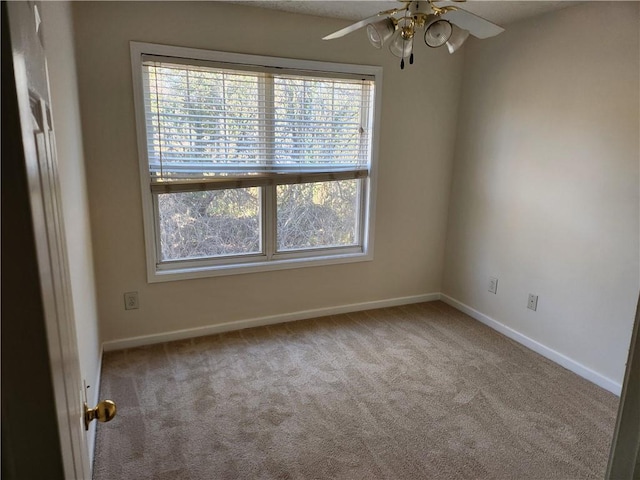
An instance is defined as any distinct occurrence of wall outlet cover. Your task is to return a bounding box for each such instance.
[489,277,498,294]
[527,294,538,311]
[124,291,139,310]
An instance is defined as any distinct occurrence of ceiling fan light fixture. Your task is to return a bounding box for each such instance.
[424,19,453,48]
[446,24,470,54]
[389,29,413,58]
[389,18,414,58]
[322,1,504,70]
[366,18,396,49]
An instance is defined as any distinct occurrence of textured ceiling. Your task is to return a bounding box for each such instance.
[225,1,580,26]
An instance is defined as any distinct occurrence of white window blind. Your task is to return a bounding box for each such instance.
[142,56,374,192]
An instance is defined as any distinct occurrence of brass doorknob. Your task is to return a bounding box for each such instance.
[84,400,117,430]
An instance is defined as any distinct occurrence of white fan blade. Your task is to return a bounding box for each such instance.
[323,9,397,40]
[442,8,504,39]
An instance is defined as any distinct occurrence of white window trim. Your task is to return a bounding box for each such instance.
[130,42,382,283]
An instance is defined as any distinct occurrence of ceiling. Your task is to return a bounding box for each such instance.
[225,1,580,27]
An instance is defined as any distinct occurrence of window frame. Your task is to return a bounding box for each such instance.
[130,42,382,282]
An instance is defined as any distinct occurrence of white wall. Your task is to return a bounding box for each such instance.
[40,1,102,463]
[71,1,464,343]
[443,2,639,387]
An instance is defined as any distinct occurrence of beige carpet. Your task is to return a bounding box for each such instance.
[93,301,618,479]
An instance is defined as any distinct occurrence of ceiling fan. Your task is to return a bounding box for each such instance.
[323,0,505,69]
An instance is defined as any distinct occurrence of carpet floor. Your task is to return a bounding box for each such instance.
[93,301,618,479]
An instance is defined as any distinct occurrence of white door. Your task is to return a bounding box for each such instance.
[4,2,91,477]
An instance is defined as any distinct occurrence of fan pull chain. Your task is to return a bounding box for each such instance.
[410,35,415,65]
[401,6,410,70]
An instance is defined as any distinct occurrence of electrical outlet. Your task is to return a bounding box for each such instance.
[527,294,538,311]
[489,277,498,294]
[124,292,139,310]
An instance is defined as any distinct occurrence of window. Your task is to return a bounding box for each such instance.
[131,43,381,281]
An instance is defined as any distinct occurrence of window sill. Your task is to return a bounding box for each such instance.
[148,251,373,283]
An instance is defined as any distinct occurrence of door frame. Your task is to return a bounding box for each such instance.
[606,294,640,478]
[1,2,91,478]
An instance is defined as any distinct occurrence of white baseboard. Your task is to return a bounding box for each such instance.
[102,293,440,352]
[101,292,621,396]
[440,294,622,396]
